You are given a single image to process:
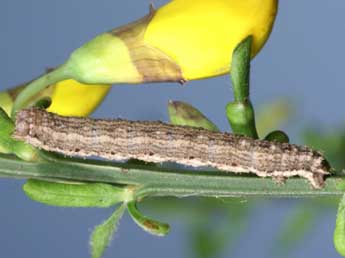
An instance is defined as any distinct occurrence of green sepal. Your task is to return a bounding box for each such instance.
[127,201,170,236]
[90,204,127,258]
[23,179,127,207]
[168,100,219,132]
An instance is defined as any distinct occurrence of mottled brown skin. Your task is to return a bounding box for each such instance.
[14,108,330,189]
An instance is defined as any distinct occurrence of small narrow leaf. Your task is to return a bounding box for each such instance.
[23,179,126,207]
[334,193,345,256]
[168,100,219,132]
[127,201,170,236]
[90,204,126,258]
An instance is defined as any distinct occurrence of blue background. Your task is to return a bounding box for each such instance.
[0,1,344,258]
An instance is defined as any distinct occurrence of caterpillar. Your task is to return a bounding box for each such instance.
[13,108,330,189]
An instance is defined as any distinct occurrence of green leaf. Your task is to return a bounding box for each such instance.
[168,100,219,132]
[90,204,126,258]
[23,179,127,207]
[334,194,345,256]
[127,201,170,236]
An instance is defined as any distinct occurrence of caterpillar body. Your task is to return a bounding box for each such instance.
[13,108,330,189]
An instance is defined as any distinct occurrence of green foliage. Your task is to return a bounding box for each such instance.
[0,33,343,258]
[127,201,170,236]
[168,100,219,132]
[23,179,126,207]
[90,204,126,258]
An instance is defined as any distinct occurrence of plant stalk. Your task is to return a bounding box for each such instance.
[0,152,343,199]
[11,64,70,118]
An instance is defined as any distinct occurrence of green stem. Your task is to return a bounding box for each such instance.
[227,36,259,139]
[0,152,343,199]
[11,64,71,118]
[231,37,251,102]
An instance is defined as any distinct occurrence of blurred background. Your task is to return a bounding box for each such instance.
[1,0,345,257]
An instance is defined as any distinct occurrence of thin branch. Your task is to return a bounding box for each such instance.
[0,152,343,199]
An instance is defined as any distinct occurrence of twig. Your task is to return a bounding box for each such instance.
[0,152,343,199]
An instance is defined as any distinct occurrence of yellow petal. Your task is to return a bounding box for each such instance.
[63,0,278,85]
[1,78,110,117]
[47,80,110,117]
[145,0,278,80]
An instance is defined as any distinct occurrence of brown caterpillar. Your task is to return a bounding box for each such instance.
[13,108,330,189]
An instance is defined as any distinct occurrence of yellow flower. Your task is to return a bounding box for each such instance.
[1,78,110,117]
[68,0,278,84]
[11,0,278,115]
